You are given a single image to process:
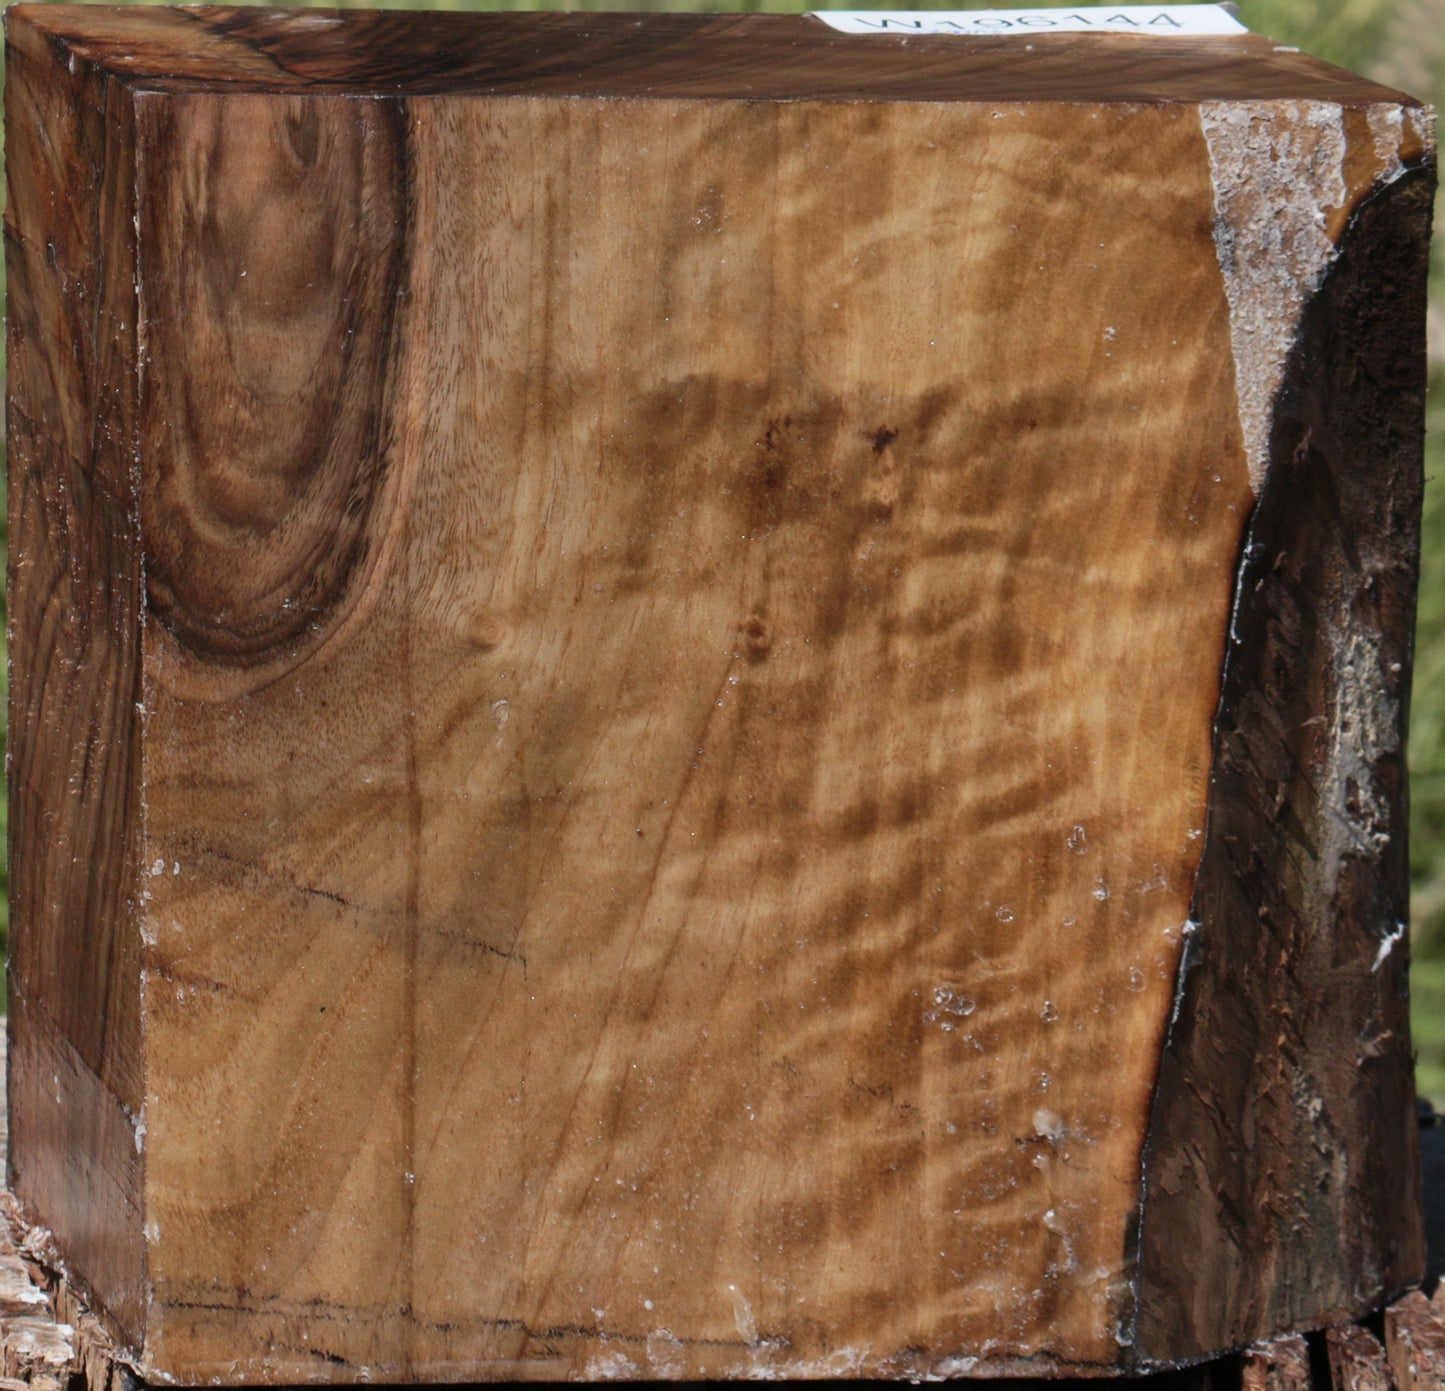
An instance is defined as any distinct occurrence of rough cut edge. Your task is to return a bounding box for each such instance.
[0,1036,138,1391]
[1129,161,1435,1368]
[1200,99,1432,494]
[0,1197,140,1391]
[1200,99,1345,494]
[0,1236,74,1391]
[5,1216,1443,1389]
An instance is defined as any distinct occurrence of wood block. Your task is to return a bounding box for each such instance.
[5,5,1435,1381]
[1240,1335,1313,1391]
[1326,1323,1393,1391]
[1385,1291,1445,1390]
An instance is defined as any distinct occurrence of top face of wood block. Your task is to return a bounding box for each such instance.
[7,3,1428,104]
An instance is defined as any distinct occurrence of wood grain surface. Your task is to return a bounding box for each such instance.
[4,10,147,1349]
[7,1025,1443,1391]
[12,5,1425,101]
[4,6,1436,1382]
[139,93,409,669]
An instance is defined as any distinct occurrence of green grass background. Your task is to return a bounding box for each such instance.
[1,0,1444,1093]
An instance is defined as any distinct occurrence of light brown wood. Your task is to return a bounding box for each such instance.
[144,91,1251,1383]
[6,1010,1441,1391]
[6,6,1435,1382]
[6,1009,1445,1391]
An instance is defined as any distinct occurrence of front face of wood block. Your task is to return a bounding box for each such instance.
[5,9,1436,1382]
[139,94,1243,1377]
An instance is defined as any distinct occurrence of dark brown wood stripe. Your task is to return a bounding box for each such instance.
[4,16,147,1349]
[1132,163,1437,1368]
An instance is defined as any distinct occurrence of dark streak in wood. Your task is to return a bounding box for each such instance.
[137,90,410,671]
[3,14,146,1348]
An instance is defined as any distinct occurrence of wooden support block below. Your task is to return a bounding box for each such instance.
[4,5,1436,1382]
[1325,1323,1394,1391]
[1241,1337,1314,1391]
[1386,1292,1445,1390]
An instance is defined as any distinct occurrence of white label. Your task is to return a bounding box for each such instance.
[812,6,1248,36]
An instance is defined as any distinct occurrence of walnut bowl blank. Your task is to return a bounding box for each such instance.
[5,6,1436,1381]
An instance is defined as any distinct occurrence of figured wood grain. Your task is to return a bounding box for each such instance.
[139,92,409,668]
[5,1031,1430,1391]
[3,9,146,1347]
[4,6,1435,1383]
[135,92,1247,1381]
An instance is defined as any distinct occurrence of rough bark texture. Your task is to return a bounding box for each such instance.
[1133,168,1435,1366]
[3,6,1435,1383]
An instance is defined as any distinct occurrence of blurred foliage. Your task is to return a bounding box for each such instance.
[0,0,1444,1097]
[1416,957,1445,1104]
[1413,377,1445,947]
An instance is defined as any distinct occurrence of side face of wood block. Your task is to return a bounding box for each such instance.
[4,13,147,1346]
[5,8,1436,1381]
